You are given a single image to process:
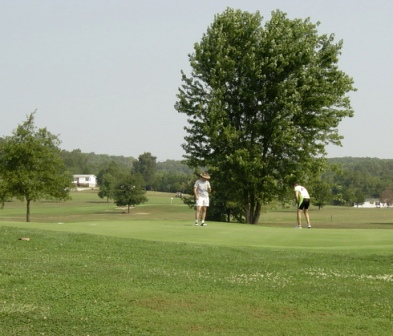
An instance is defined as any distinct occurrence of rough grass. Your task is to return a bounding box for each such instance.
[1,227,392,335]
[1,190,393,335]
[2,190,393,228]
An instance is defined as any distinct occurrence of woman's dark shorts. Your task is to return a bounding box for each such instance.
[298,198,310,210]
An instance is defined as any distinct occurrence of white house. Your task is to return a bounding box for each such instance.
[73,175,97,188]
[353,198,391,208]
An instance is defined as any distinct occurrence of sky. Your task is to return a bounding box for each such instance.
[1,0,392,161]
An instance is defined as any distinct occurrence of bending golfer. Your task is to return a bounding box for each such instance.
[194,172,211,226]
[294,184,311,229]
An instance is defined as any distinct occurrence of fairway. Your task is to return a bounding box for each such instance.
[1,190,393,335]
[1,190,393,253]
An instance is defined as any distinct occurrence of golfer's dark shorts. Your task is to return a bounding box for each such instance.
[298,198,310,210]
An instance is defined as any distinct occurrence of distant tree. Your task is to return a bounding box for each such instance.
[0,137,10,206]
[342,188,358,206]
[152,171,191,193]
[0,112,73,222]
[175,9,355,223]
[328,157,393,199]
[97,161,129,202]
[311,181,332,210]
[98,173,117,202]
[61,149,92,174]
[113,174,148,213]
[157,160,193,174]
[133,152,157,190]
[353,189,366,206]
[61,150,135,175]
[331,184,346,206]
[379,188,393,206]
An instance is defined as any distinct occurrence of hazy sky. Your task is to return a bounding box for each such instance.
[1,0,392,161]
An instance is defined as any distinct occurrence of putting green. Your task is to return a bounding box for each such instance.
[2,220,392,253]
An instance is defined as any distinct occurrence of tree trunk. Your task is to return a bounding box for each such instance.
[244,201,262,224]
[244,204,250,223]
[251,202,262,224]
[226,210,231,223]
[26,199,31,222]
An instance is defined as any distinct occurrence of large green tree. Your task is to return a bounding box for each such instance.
[175,9,355,223]
[0,113,73,222]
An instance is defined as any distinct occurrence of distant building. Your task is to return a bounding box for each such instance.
[73,175,97,188]
[353,198,391,208]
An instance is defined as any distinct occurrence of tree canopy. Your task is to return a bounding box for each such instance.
[113,174,148,213]
[0,112,73,222]
[175,8,355,223]
[97,161,130,202]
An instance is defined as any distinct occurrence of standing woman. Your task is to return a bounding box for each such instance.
[194,172,211,226]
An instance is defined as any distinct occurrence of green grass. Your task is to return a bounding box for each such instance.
[1,191,393,335]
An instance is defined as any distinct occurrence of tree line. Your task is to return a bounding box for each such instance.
[59,149,393,205]
[315,158,393,207]
[60,148,393,212]
[72,151,393,217]
[2,114,393,223]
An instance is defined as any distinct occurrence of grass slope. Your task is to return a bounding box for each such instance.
[1,227,392,335]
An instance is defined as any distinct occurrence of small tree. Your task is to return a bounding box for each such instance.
[342,188,356,206]
[0,112,73,222]
[113,174,147,213]
[98,173,117,202]
[97,161,128,202]
[311,181,332,209]
[354,189,366,207]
